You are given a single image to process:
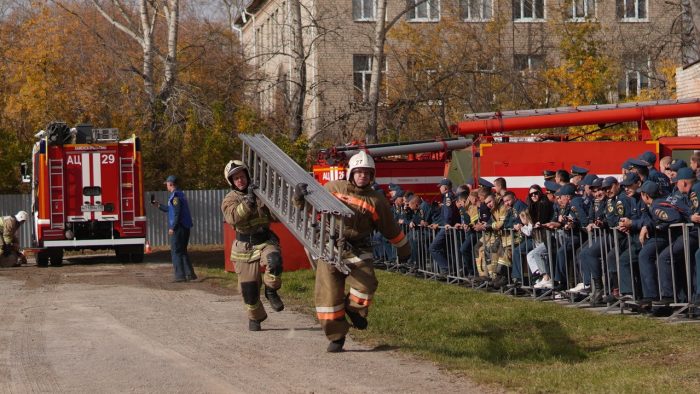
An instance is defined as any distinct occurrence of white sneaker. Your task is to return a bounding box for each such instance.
[568,282,586,293]
[534,279,553,289]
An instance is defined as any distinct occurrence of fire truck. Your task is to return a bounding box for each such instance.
[313,99,700,199]
[24,123,146,266]
[313,138,471,200]
[450,98,700,198]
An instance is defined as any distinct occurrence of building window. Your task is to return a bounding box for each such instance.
[514,54,544,71]
[460,0,493,21]
[407,0,440,22]
[353,55,387,102]
[567,0,595,21]
[616,0,647,21]
[353,0,376,21]
[353,55,372,102]
[619,56,650,97]
[512,0,545,21]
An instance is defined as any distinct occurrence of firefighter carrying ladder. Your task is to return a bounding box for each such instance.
[239,134,355,274]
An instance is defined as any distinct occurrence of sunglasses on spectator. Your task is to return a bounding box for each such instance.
[529,192,539,196]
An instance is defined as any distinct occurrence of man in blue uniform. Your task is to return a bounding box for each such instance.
[581,176,635,304]
[578,174,597,214]
[543,170,556,182]
[570,165,588,187]
[666,159,687,191]
[637,180,685,307]
[544,180,560,204]
[640,151,672,196]
[429,178,459,275]
[654,167,696,305]
[502,191,529,287]
[544,183,588,291]
[153,175,196,282]
[408,195,433,269]
[616,172,646,300]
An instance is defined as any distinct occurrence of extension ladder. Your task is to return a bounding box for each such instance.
[239,134,355,274]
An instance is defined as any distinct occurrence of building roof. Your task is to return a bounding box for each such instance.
[234,0,267,26]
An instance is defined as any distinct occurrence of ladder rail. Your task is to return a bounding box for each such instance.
[239,134,354,273]
[49,159,65,229]
[119,157,136,227]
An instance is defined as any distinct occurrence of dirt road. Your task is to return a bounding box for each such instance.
[0,253,485,393]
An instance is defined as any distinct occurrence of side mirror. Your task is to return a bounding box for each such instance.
[20,162,30,183]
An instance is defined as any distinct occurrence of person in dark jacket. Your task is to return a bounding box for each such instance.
[153,175,196,282]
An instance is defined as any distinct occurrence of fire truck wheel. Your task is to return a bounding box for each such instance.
[36,252,49,267]
[49,249,63,267]
[115,249,128,262]
[130,251,145,263]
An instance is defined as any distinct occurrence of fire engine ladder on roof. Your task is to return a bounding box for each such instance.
[239,134,355,274]
[120,157,135,227]
[48,159,65,229]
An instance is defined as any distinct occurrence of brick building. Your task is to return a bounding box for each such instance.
[676,61,700,136]
[236,1,682,141]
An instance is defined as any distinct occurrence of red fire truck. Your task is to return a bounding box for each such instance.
[313,138,471,200]
[25,123,146,266]
[450,98,700,198]
[314,99,700,200]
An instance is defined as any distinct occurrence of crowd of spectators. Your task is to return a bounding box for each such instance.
[374,150,700,313]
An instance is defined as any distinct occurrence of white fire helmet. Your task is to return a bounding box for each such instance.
[15,211,28,223]
[224,160,249,186]
[347,151,375,181]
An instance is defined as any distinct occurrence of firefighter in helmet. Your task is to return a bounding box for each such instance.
[221,160,284,331]
[294,151,411,352]
[0,211,28,267]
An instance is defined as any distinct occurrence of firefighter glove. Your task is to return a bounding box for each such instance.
[244,193,256,210]
[294,183,309,203]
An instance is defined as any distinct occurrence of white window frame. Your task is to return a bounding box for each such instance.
[353,0,376,22]
[618,0,648,22]
[621,58,651,98]
[353,54,387,102]
[460,0,493,22]
[568,0,596,22]
[407,0,441,23]
[513,0,546,23]
[514,54,544,72]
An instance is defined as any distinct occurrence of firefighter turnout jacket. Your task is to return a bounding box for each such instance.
[221,189,276,263]
[325,180,410,258]
[0,216,20,249]
[221,188,282,322]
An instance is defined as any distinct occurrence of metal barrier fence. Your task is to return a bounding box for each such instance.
[372,223,700,320]
[0,189,228,248]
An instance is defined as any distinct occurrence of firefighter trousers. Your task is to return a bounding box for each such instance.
[232,240,283,322]
[315,248,378,341]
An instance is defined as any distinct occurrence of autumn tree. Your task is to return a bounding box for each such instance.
[84,0,180,133]
[0,2,250,191]
[543,22,617,107]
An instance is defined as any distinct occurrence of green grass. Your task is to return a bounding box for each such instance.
[199,266,700,393]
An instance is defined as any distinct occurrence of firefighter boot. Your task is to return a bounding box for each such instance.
[265,287,284,312]
[327,336,346,353]
[346,309,368,330]
[491,264,508,290]
[249,315,267,332]
[591,277,604,306]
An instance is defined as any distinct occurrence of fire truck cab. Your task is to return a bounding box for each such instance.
[27,123,146,266]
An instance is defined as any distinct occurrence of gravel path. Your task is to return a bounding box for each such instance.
[0,255,487,393]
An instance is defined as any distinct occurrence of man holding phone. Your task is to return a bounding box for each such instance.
[152,175,196,282]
